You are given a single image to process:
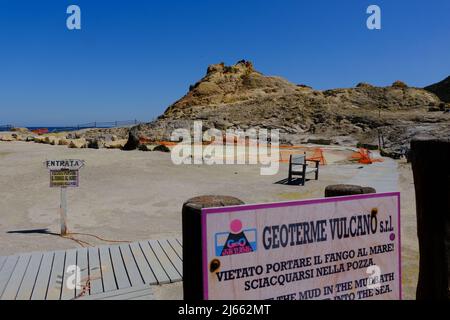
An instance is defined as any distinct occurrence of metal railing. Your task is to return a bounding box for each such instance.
[0,124,13,132]
[75,119,142,130]
[1,120,145,133]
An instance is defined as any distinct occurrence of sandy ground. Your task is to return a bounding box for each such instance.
[0,141,419,299]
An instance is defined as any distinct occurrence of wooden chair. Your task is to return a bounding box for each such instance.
[288,153,320,186]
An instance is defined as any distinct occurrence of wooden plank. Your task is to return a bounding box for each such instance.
[159,240,183,276]
[0,255,19,298]
[167,238,183,260]
[31,252,54,300]
[1,254,31,300]
[99,246,116,292]
[0,256,7,272]
[119,244,143,287]
[88,247,103,295]
[78,285,152,300]
[148,240,180,282]
[139,241,170,284]
[109,245,130,289]
[129,242,157,285]
[76,248,88,297]
[103,288,154,300]
[46,250,65,300]
[61,249,77,300]
[15,252,43,300]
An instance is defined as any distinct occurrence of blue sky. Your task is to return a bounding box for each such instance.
[0,0,449,126]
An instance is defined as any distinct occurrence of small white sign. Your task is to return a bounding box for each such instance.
[45,159,85,171]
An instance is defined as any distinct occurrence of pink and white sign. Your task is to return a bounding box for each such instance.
[202,192,401,300]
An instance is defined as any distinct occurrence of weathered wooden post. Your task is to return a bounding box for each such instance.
[60,186,68,235]
[411,138,450,300]
[325,184,376,198]
[182,195,244,300]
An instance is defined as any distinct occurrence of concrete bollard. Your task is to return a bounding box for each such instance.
[325,184,376,198]
[182,195,244,300]
[411,138,450,300]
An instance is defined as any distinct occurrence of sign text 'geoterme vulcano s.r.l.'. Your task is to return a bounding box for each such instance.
[202,192,401,300]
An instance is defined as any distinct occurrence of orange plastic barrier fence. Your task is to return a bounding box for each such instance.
[32,128,49,135]
[136,139,336,165]
[351,148,383,164]
[307,148,327,165]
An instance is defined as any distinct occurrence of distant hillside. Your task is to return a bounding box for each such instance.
[425,76,450,103]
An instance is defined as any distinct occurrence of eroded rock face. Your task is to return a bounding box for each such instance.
[163,60,301,114]
[425,76,450,103]
[126,61,448,154]
[377,123,450,159]
[60,61,448,158]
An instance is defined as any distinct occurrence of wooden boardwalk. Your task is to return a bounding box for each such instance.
[0,238,183,300]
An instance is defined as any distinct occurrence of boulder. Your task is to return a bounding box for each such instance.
[122,127,140,151]
[0,134,14,141]
[104,139,127,149]
[58,138,70,145]
[12,134,27,141]
[87,138,104,149]
[68,138,87,148]
[153,144,171,152]
[138,144,155,151]
[33,136,46,143]
[44,136,60,145]
[325,185,376,197]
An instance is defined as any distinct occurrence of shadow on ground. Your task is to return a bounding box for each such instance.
[7,228,59,236]
[274,178,313,186]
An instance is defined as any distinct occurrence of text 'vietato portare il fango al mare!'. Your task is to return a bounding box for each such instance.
[202,193,401,300]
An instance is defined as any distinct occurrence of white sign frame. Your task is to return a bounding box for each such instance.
[45,159,85,171]
[202,192,401,300]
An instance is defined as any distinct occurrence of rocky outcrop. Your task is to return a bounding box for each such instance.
[378,123,450,158]
[425,76,450,103]
[0,132,35,142]
[120,61,448,159]
[0,133,15,141]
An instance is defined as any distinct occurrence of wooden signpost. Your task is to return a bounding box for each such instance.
[45,159,85,235]
[183,193,401,300]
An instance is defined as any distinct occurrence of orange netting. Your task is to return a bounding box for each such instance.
[307,148,327,165]
[32,128,49,135]
[351,148,383,164]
